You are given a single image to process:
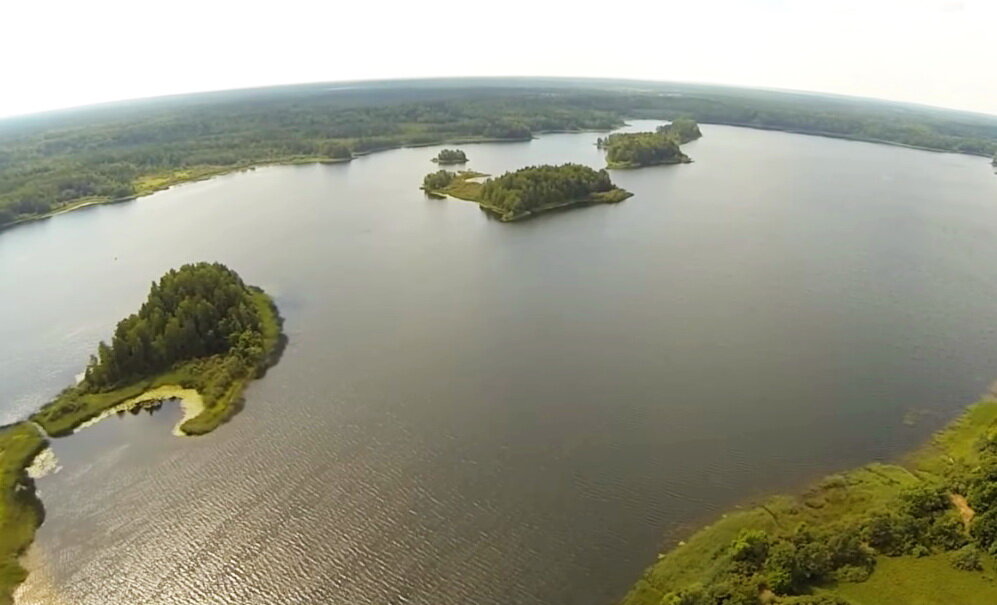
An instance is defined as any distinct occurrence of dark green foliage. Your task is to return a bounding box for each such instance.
[970,509,997,552]
[951,545,984,571]
[82,262,267,390]
[657,117,703,143]
[729,529,770,568]
[477,163,618,217]
[433,148,467,164]
[898,484,950,518]
[599,130,690,168]
[422,170,456,191]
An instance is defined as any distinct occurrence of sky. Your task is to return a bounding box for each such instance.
[2,0,995,118]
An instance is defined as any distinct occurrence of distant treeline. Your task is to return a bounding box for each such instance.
[2,81,997,228]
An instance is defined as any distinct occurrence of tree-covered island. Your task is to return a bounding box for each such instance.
[33,262,284,437]
[432,148,468,164]
[422,163,632,221]
[597,118,702,169]
[0,262,284,603]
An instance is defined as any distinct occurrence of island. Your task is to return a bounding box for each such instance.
[422,163,632,222]
[658,117,704,144]
[597,118,701,169]
[33,262,284,437]
[0,262,284,603]
[620,396,997,605]
[432,148,468,164]
[3,83,997,233]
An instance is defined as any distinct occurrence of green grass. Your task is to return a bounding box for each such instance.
[831,554,997,605]
[0,423,46,605]
[619,400,997,605]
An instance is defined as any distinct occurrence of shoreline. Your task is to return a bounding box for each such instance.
[70,384,206,437]
[5,119,989,237]
[619,396,997,604]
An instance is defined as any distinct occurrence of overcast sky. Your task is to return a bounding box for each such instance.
[3,0,994,118]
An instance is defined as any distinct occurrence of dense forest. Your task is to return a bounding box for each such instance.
[599,130,691,168]
[477,164,630,219]
[597,117,701,168]
[657,117,703,143]
[423,169,457,191]
[32,262,282,436]
[82,263,266,388]
[2,79,997,229]
[432,148,468,164]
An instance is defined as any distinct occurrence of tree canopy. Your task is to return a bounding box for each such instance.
[478,163,625,218]
[599,131,690,168]
[83,262,269,390]
[657,117,703,143]
[433,149,468,164]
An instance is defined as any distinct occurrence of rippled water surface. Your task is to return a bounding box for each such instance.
[5,123,997,604]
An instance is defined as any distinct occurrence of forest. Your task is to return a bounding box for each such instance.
[597,117,700,168]
[477,164,630,220]
[432,149,468,164]
[658,117,703,144]
[2,79,997,230]
[32,262,283,436]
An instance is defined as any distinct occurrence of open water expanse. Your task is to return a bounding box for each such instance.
[4,122,997,604]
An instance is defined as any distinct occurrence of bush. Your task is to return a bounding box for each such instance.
[950,545,983,571]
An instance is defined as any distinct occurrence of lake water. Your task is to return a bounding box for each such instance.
[4,122,997,604]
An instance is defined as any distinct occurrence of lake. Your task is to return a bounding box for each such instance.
[4,122,997,604]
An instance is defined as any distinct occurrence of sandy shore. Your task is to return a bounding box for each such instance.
[72,385,205,436]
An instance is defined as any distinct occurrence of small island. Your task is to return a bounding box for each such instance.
[0,262,285,603]
[597,118,702,169]
[432,148,469,165]
[422,164,632,222]
[33,262,284,437]
[658,117,703,144]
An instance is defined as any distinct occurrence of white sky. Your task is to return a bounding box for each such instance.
[3,0,995,118]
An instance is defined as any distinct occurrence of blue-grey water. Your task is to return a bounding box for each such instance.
[4,123,997,604]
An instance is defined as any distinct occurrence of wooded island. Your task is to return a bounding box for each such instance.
[0,263,284,604]
[597,118,702,168]
[432,149,468,164]
[422,163,632,221]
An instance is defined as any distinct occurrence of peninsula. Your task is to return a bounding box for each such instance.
[597,118,701,169]
[620,396,997,605]
[422,163,632,221]
[0,262,284,604]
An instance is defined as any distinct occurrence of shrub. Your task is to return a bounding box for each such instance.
[950,545,983,571]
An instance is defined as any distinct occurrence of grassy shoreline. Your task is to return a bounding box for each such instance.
[619,397,997,605]
[2,120,988,237]
[0,423,47,605]
[0,272,286,601]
